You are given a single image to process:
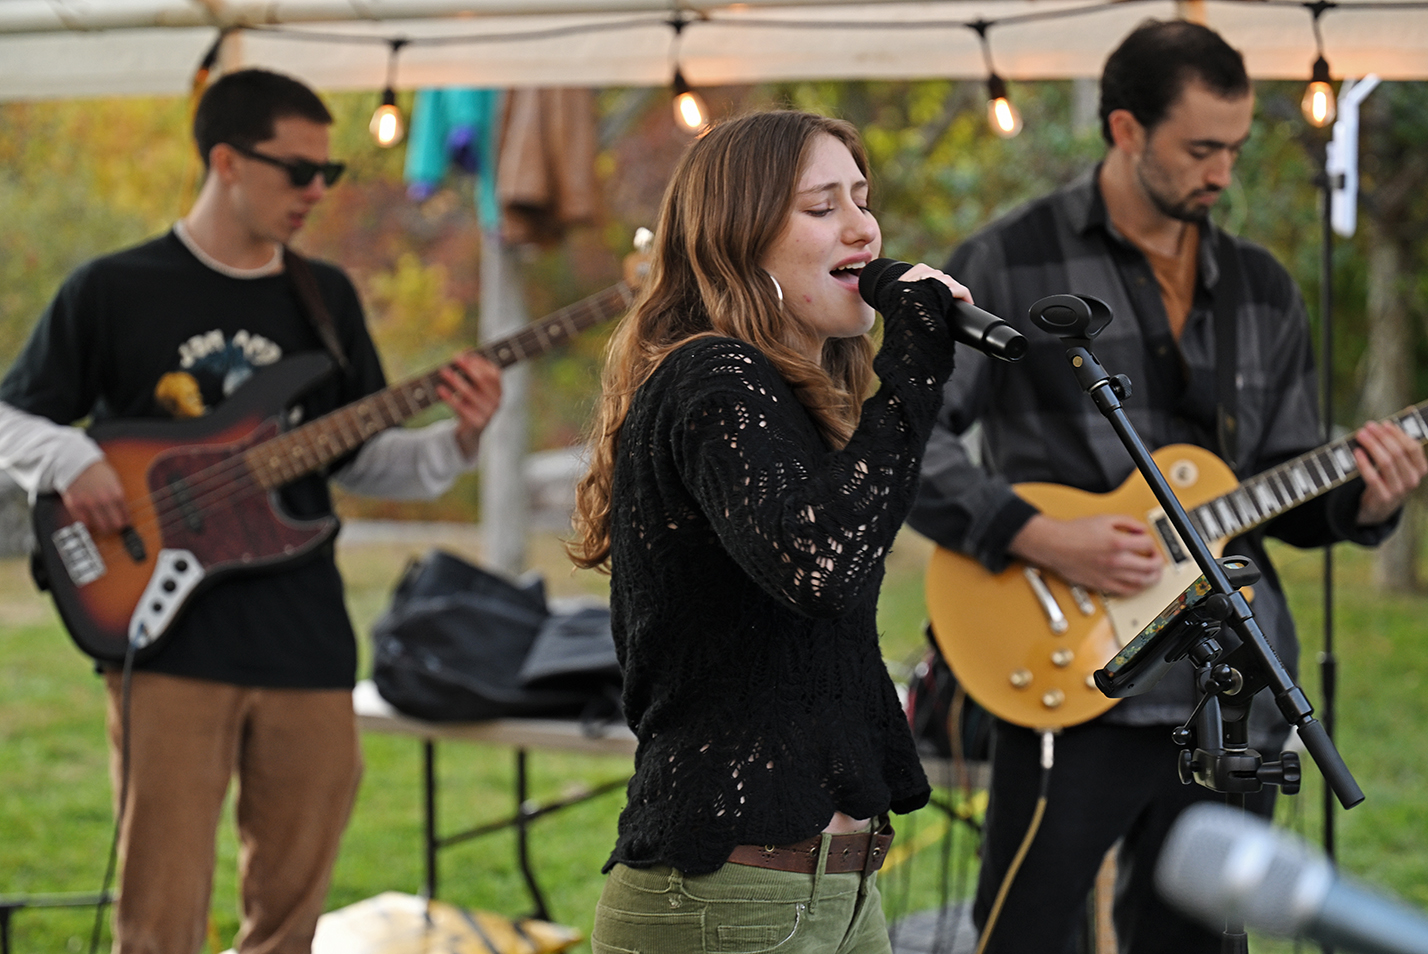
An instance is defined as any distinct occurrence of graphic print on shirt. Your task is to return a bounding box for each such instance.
[156,329,283,418]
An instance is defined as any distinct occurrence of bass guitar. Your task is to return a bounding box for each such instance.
[924,401,1428,729]
[33,249,646,663]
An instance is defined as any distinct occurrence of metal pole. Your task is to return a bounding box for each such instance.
[1319,145,1339,954]
[424,740,439,900]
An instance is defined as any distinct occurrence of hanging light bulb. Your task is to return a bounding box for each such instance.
[1301,3,1336,128]
[1301,55,1336,128]
[971,21,1022,139]
[666,17,710,135]
[986,73,1023,138]
[370,39,408,148]
[370,89,405,147]
[190,28,228,100]
[672,68,709,134]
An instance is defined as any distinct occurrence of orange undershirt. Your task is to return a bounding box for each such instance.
[1122,222,1200,341]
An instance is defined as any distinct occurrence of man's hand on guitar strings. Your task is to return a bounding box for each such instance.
[60,459,130,536]
[440,352,503,459]
[1009,512,1165,597]
[1353,419,1427,526]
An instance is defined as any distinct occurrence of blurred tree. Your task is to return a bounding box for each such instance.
[0,97,191,369]
[763,79,1103,266]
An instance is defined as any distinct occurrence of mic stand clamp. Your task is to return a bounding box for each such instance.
[1168,612,1302,798]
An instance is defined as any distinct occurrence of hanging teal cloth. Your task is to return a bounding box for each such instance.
[403,88,503,232]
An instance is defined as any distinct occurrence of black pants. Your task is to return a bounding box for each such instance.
[972,720,1277,954]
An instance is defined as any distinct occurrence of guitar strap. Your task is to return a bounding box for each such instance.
[1213,231,1241,471]
[283,246,351,375]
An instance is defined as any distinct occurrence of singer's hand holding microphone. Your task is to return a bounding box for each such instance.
[858,258,1027,362]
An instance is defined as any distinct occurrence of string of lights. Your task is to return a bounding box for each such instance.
[208,0,1428,143]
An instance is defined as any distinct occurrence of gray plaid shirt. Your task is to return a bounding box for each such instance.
[909,167,1390,731]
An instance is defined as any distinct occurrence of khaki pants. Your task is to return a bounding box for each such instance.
[104,671,362,954]
[593,844,892,954]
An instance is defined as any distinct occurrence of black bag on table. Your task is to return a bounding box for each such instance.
[371,549,621,724]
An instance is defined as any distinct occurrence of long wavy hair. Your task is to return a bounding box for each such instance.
[568,110,878,570]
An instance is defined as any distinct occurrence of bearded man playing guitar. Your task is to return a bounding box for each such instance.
[0,70,501,953]
[907,21,1426,954]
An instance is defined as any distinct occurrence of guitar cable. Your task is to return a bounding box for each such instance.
[88,641,136,954]
[975,729,1056,954]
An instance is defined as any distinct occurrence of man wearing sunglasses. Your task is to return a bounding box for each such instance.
[0,69,502,953]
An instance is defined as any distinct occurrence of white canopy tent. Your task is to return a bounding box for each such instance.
[1,0,1426,101]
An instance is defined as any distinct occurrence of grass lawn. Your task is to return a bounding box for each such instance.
[1,525,1424,953]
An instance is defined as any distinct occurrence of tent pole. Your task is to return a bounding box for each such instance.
[480,229,531,577]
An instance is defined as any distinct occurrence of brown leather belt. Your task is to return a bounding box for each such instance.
[727,824,894,875]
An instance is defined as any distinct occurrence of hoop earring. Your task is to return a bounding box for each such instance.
[766,271,783,306]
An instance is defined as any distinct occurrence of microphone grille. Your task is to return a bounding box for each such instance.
[858,258,912,309]
[1156,803,1333,938]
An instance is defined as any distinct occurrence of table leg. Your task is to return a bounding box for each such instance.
[424,740,438,901]
[515,749,552,921]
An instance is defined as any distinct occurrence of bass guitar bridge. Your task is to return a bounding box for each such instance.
[52,523,105,586]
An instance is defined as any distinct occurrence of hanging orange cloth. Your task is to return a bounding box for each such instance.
[497,87,599,246]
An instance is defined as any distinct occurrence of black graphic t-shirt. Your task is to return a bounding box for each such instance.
[0,231,387,688]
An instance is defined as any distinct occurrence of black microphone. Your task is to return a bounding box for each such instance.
[1157,803,1428,954]
[857,258,1027,362]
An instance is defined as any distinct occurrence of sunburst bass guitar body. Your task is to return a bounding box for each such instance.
[925,398,1428,730]
[32,356,341,662]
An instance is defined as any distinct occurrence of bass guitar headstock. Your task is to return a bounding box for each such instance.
[623,227,654,291]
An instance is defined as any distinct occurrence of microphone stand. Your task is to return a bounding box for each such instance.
[1028,294,1366,952]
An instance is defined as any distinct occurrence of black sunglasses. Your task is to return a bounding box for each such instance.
[228,143,346,188]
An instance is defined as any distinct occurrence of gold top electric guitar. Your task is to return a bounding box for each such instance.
[924,400,1428,729]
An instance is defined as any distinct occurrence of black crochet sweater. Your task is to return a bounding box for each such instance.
[604,279,957,874]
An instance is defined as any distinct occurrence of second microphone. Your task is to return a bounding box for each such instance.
[858,258,1027,362]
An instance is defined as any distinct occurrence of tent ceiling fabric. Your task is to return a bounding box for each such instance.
[1,0,1425,100]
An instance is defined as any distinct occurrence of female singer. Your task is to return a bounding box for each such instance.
[569,110,969,954]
